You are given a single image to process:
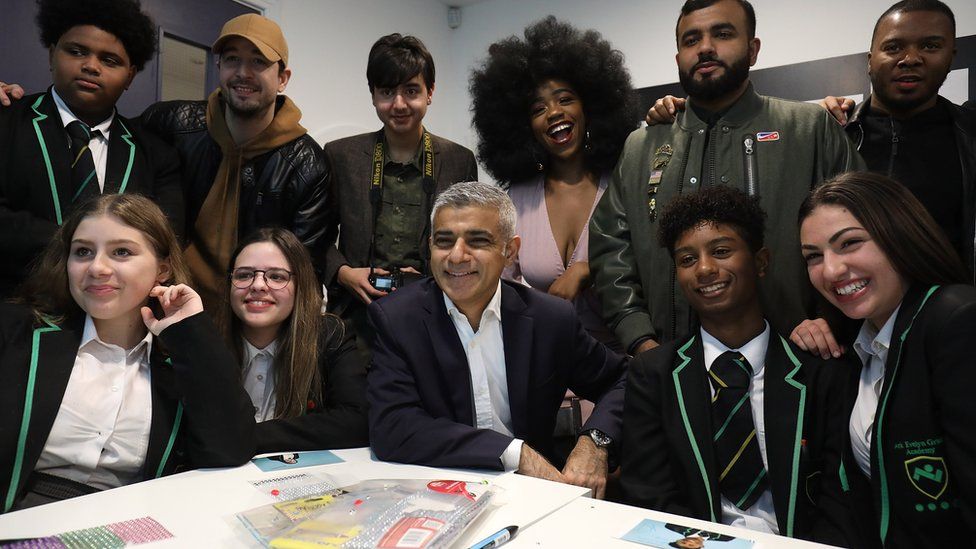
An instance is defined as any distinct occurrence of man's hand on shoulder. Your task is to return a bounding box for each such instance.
[0,82,25,106]
[517,443,567,484]
[645,95,686,126]
[561,435,609,499]
[818,96,855,126]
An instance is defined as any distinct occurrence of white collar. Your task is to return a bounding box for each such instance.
[854,303,902,359]
[51,87,113,139]
[701,321,770,375]
[80,314,153,361]
[443,280,503,330]
[243,337,278,364]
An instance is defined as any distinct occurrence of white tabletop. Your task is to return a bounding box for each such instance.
[0,448,588,548]
[511,497,837,548]
[0,448,836,548]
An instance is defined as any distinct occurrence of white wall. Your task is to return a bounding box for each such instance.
[275,0,976,158]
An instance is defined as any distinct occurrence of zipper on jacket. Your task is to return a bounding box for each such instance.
[256,192,263,206]
[888,118,899,177]
[742,134,758,197]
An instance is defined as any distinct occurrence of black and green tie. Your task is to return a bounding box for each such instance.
[66,120,99,203]
[708,351,768,510]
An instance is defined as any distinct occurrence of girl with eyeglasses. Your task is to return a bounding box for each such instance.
[795,171,975,547]
[0,194,252,512]
[220,228,368,452]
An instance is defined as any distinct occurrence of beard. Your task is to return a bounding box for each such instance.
[222,80,275,119]
[679,52,751,102]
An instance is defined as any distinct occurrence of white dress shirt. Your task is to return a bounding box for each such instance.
[242,339,279,422]
[36,316,153,490]
[444,281,524,471]
[850,305,900,478]
[51,87,113,190]
[701,322,778,534]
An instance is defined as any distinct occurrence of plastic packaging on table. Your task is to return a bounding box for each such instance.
[236,479,496,549]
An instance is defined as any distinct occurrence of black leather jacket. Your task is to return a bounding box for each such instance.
[846,95,976,282]
[140,97,334,274]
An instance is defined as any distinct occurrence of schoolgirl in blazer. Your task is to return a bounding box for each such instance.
[0,194,251,513]
[797,172,976,548]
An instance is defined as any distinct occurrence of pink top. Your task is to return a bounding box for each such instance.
[504,175,620,351]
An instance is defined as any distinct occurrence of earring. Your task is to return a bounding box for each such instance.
[584,130,592,152]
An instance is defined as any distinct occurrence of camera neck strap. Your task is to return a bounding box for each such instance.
[367,129,436,277]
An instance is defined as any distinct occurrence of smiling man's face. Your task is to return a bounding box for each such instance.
[429,205,518,320]
[868,9,955,118]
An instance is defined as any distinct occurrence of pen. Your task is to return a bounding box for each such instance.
[469,525,518,549]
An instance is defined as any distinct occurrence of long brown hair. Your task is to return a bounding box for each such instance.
[219,228,328,419]
[17,194,190,324]
[798,171,968,287]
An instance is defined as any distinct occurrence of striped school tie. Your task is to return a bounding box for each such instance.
[709,351,768,510]
[66,120,99,203]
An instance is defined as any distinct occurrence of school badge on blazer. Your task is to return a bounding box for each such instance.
[905,456,949,502]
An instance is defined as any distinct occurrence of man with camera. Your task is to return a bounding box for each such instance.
[367,181,626,499]
[323,33,477,359]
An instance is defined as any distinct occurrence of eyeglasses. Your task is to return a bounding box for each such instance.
[230,268,293,290]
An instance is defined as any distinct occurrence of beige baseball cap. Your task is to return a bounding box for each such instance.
[212,14,288,66]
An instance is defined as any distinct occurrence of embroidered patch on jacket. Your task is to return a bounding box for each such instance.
[756,131,780,142]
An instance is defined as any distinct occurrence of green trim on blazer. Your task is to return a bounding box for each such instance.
[155,402,183,479]
[30,94,62,225]
[876,285,939,543]
[672,335,716,522]
[116,119,135,193]
[779,335,807,538]
[3,319,62,512]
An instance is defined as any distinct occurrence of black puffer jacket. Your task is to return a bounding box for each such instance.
[140,97,334,274]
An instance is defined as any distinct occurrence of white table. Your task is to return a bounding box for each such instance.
[512,498,837,548]
[0,448,587,547]
[0,449,836,548]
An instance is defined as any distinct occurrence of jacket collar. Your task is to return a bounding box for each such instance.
[418,278,532,436]
[680,82,764,131]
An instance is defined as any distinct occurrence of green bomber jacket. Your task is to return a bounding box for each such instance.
[589,83,865,352]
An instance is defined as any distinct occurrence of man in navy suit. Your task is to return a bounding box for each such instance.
[367,181,626,497]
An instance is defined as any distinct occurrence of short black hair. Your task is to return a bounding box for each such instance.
[36,0,157,72]
[871,0,956,46]
[677,0,757,41]
[367,33,435,92]
[470,16,639,184]
[658,186,766,256]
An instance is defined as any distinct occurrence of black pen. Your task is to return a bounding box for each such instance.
[469,525,518,549]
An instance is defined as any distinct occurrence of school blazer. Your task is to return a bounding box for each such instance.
[621,330,850,544]
[0,90,184,296]
[0,305,253,513]
[838,284,976,549]
[250,315,370,453]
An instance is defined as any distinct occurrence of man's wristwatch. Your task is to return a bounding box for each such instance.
[584,429,613,448]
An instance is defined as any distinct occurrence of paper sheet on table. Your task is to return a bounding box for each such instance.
[620,518,754,548]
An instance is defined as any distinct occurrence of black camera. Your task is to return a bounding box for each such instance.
[369,268,403,291]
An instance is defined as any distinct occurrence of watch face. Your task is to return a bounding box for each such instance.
[589,429,612,447]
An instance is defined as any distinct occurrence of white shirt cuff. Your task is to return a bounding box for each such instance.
[501,438,524,472]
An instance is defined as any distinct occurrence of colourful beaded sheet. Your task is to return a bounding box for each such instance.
[1,517,172,548]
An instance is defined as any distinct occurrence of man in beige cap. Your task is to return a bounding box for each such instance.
[139,14,331,307]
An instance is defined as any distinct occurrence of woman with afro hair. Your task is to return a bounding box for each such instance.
[470,16,639,350]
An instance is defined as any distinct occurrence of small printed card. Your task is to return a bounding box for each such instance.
[252,450,344,472]
[620,518,754,548]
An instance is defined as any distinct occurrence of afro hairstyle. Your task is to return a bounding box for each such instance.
[657,186,767,256]
[470,16,639,185]
[36,0,157,72]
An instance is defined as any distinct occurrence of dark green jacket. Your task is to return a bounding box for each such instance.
[590,84,864,351]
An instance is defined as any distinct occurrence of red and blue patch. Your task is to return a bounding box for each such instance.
[756,131,780,142]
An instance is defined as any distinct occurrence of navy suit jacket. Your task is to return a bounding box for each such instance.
[367,278,627,470]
